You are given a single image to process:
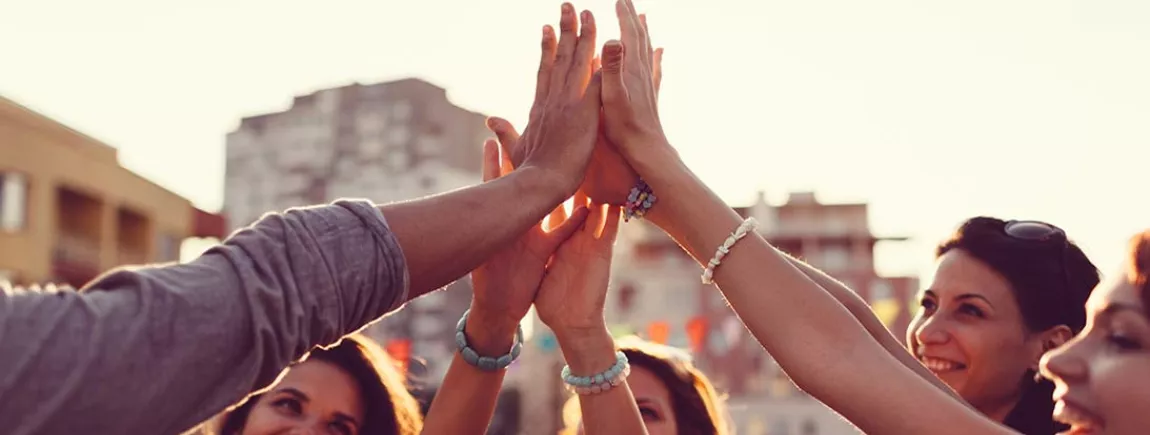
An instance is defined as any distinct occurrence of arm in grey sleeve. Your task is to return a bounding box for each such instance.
[0,199,408,435]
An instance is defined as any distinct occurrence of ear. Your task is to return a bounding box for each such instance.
[1032,325,1074,370]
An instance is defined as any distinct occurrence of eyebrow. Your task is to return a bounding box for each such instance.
[277,387,309,402]
[1096,302,1145,317]
[955,293,994,309]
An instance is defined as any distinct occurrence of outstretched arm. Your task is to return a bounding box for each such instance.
[595,1,1003,433]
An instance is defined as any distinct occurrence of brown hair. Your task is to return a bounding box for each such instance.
[562,336,729,435]
[1125,230,1150,315]
[214,334,423,435]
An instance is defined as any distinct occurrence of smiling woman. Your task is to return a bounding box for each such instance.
[907,217,1100,434]
[209,335,423,435]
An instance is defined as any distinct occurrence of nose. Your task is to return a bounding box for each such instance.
[1040,337,1088,384]
[913,314,952,347]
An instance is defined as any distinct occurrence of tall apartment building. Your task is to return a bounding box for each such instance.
[522,190,919,435]
[223,78,502,417]
[0,96,225,287]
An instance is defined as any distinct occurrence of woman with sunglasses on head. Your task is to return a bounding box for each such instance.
[586,1,1138,432]
[906,217,1099,434]
[560,336,731,435]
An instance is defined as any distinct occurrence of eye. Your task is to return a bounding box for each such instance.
[328,421,355,435]
[1108,332,1142,351]
[918,297,937,312]
[638,405,663,422]
[272,397,303,415]
[958,304,985,318]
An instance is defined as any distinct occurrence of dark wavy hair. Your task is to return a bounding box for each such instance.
[936,217,1100,435]
[562,336,729,435]
[213,334,423,435]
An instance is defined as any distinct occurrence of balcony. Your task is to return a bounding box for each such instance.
[53,233,100,286]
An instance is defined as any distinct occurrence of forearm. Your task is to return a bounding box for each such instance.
[381,167,566,300]
[0,201,407,435]
[641,159,960,402]
[423,308,517,435]
[633,148,1002,434]
[556,327,648,435]
[780,254,963,401]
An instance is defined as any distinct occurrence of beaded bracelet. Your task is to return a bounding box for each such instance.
[454,310,525,371]
[623,179,657,222]
[561,351,632,395]
[701,217,759,284]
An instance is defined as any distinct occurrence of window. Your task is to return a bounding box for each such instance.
[820,245,849,271]
[0,172,28,231]
[155,233,180,263]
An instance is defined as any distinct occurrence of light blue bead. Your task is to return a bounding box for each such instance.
[593,374,606,385]
[462,347,479,365]
[511,341,522,359]
[455,332,467,349]
[496,355,513,368]
[456,313,468,331]
[478,356,498,371]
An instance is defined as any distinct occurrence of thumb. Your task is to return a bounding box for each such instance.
[600,40,628,109]
[486,117,521,161]
[541,206,591,253]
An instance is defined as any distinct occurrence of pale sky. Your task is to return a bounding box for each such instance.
[4,0,1149,282]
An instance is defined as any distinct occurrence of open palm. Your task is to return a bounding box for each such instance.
[534,200,622,332]
[470,138,588,328]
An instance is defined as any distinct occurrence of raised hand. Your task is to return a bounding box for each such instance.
[508,2,602,200]
[489,32,664,206]
[599,0,671,164]
[534,199,622,337]
[466,139,589,352]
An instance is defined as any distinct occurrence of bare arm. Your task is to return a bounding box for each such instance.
[381,165,565,300]
[633,147,1007,435]
[422,311,519,435]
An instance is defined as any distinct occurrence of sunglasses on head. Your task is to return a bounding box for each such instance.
[1004,219,1073,305]
[1004,220,1067,243]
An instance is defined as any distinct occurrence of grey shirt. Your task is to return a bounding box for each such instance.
[0,200,410,435]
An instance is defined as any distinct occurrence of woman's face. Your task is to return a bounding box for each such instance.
[906,250,1056,421]
[627,365,678,435]
[241,359,365,435]
[1041,277,1150,435]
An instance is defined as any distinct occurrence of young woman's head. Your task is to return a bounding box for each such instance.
[906,217,1099,433]
[563,337,729,435]
[1041,230,1150,435]
[215,335,423,435]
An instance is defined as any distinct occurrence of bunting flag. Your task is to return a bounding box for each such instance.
[647,321,670,345]
[871,298,902,327]
[538,332,559,353]
[608,324,635,338]
[384,339,412,378]
[686,316,708,352]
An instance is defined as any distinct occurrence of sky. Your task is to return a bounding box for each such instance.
[4,0,1150,282]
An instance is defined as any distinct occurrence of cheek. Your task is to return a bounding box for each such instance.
[1094,358,1150,431]
[238,404,291,435]
[643,416,678,435]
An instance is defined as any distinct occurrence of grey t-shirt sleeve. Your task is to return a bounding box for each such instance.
[0,199,410,435]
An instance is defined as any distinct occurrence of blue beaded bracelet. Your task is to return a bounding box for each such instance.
[454,310,524,372]
[561,351,631,395]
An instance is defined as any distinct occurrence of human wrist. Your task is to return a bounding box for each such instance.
[554,324,617,374]
[516,164,579,206]
[464,306,521,356]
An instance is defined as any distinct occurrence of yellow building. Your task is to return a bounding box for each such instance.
[0,95,225,287]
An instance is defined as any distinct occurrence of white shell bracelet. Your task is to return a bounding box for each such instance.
[701,217,759,284]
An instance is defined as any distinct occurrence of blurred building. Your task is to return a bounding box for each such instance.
[222,78,512,424]
[0,96,225,287]
[521,191,918,435]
